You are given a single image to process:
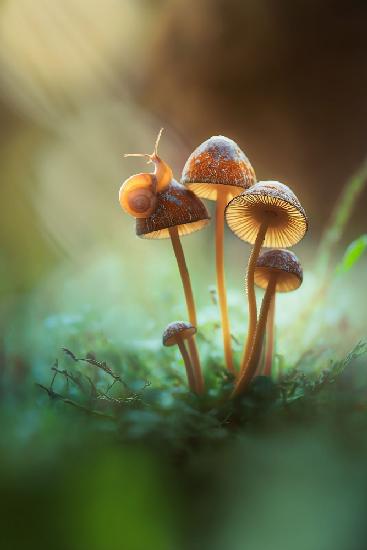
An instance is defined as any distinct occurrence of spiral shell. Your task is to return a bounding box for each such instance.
[119,173,157,218]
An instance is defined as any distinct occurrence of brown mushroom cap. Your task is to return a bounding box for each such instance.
[181,135,256,201]
[254,249,303,292]
[225,180,308,247]
[162,321,197,346]
[136,180,210,239]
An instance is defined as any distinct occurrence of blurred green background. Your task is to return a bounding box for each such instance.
[1,1,367,549]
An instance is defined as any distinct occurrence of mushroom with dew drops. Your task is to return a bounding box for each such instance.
[181,136,256,374]
[225,181,308,377]
[232,249,303,397]
[119,130,209,394]
[163,321,197,393]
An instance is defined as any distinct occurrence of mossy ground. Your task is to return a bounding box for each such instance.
[1,310,367,550]
[1,244,367,550]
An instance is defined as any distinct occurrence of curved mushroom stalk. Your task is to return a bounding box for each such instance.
[232,273,277,397]
[264,294,276,377]
[169,226,204,394]
[215,189,234,373]
[162,321,198,393]
[176,337,197,392]
[241,217,270,370]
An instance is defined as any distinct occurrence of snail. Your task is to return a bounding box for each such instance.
[119,128,172,218]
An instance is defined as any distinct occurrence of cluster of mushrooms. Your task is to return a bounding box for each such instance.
[119,130,308,398]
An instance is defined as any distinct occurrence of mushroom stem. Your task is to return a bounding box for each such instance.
[187,336,204,394]
[169,225,197,325]
[233,272,277,397]
[169,225,204,394]
[239,219,269,376]
[264,294,276,377]
[216,190,234,373]
[177,337,197,392]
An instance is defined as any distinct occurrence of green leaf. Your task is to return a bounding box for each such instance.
[337,234,367,274]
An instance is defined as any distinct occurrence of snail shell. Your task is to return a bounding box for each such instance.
[119,173,157,218]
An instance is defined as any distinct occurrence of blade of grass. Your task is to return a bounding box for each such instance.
[296,156,367,335]
[316,156,367,277]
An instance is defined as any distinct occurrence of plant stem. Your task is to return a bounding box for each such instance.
[296,157,367,335]
[169,225,204,393]
[216,190,234,373]
[316,156,367,277]
[264,294,276,377]
[233,273,277,397]
[177,338,196,392]
[239,219,269,376]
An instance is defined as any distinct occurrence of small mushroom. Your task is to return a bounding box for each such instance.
[163,321,198,393]
[120,130,209,394]
[232,249,303,397]
[255,249,303,377]
[225,181,308,375]
[181,136,256,373]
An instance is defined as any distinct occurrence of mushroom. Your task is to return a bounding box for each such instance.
[162,321,197,393]
[255,249,303,377]
[225,181,308,376]
[120,130,209,394]
[232,249,303,397]
[181,136,256,373]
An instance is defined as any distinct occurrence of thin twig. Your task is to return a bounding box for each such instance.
[62,348,127,386]
[52,366,86,393]
[49,359,59,390]
[36,383,114,420]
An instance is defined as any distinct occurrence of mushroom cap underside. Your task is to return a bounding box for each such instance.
[225,181,308,247]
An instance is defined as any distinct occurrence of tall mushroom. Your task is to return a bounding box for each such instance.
[181,136,256,373]
[232,249,303,397]
[119,130,209,394]
[163,321,198,393]
[225,181,308,376]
